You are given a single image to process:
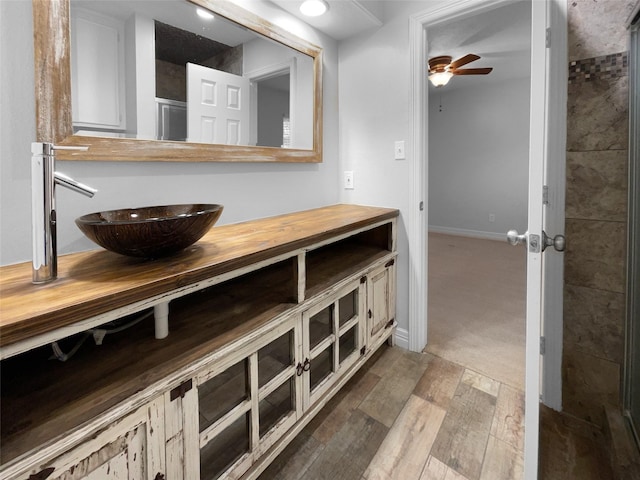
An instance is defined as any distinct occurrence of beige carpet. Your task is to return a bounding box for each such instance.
[425,232,526,390]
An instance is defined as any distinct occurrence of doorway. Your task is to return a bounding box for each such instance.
[424,1,531,393]
[408,0,567,477]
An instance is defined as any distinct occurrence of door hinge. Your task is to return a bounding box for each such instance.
[385,319,395,329]
[543,185,549,205]
[385,259,395,268]
[360,276,367,284]
[540,336,546,355]
[170,379,193,401]
[360,346,366,355]
[419,201,424,211]
[546,28,551,48]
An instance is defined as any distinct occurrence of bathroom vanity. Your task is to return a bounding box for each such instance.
[0,204,398,480]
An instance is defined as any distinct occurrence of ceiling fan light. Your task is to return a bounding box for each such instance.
[429,71,453,87]
[300,0,329,17]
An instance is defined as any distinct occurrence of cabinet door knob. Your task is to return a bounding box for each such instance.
[303,358,311,372]
[296,362,304,376]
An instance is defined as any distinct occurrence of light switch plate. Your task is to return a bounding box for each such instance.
[394,140,405,160]
[344,171,354,189]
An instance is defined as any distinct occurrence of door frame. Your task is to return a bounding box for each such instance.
[408,0,567,477]
[245,58,298,147]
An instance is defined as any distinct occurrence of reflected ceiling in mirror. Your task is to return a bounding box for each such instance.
[33,0,323,163]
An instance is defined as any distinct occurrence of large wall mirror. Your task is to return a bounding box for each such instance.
[33,0,323,162]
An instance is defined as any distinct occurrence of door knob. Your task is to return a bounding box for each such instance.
[507,229,527,246]
[542,231,566,252]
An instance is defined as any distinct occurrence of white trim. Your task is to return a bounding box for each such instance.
[350,0,383,27]
[407,0,523,352]
[245,58,297,147]
[428,225,506,242]
[394,327,409,350]
[407,13,427,353]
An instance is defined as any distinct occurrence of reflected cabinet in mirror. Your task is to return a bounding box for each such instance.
[33,0,323,162]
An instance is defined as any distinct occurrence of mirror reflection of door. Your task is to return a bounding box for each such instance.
[186,63,250,145]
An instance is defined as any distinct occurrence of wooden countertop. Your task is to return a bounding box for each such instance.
[0,204,398,348]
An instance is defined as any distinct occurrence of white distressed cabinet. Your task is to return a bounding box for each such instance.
[17,396,166,480]
[70,8,126,130]
[0,205,397,480]
[366,259,397,350]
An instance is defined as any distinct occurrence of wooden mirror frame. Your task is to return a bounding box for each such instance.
[32,0,323,163]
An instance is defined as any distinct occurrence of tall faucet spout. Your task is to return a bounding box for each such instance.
[31,142,96,284]
[54,172,98,198]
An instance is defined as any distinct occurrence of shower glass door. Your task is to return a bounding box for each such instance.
[626,8,640,448]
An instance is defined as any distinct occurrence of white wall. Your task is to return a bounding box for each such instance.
[428,78,530,238]
[0,0,339,266]
[338,1,443,346]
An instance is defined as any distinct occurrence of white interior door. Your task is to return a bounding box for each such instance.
[523,0,566,478]
[187,63,250,145]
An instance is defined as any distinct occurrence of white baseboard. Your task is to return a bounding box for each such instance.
[394,327,409,350]
[428,225,507,242]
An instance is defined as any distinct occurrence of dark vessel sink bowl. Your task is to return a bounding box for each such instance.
[76,204,223,258]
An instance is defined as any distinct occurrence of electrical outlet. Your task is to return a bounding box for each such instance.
[394,140,406,160]
[344,171,354,189]
[489,213,496,222]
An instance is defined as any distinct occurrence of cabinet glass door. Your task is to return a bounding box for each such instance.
[304,283,363,405]
[257,330,297,440]
[197,325,298,480]
[199,359,251,480]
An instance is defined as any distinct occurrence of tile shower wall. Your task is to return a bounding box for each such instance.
[563,0,636,428]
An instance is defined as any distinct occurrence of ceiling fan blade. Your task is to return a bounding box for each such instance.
[449,54,480,70]
[452,67,493,75]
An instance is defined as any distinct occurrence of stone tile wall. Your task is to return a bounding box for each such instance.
[563,0,636,428]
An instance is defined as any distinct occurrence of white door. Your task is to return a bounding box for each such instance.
[521,1,567,478]
[186,63,250,145]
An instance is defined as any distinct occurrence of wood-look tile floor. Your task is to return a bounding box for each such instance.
[258,345,525,480]
[259,233,613,479]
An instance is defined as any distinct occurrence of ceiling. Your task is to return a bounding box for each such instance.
[77,0,531,91]
[269,0,384,41]
[268,0,531,91]
[427,0,532,91]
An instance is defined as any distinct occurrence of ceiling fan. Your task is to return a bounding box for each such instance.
[428,54,493,87]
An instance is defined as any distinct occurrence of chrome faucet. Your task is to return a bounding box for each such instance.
[31,142,97,284]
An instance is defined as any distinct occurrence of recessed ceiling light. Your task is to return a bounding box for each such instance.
[300,0,329,17]
[196,7,214,20]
